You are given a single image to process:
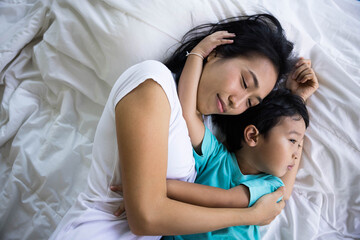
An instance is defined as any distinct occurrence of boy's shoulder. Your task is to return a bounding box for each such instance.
[241,173,284,207]
[242,173,284,189]
[194,126,234,177]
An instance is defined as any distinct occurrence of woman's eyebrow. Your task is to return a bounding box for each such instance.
[256,96,262,103]
[247,69,262,103]
[249,70,259,88]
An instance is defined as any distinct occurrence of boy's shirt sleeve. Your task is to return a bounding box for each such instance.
[242,175,284,207]
[193,126,223,175]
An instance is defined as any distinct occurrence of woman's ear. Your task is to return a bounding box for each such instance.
[243,125,260,147]
[206,50,217,62]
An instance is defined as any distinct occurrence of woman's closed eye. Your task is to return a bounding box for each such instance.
[247,99,252,107]
[247,98,262,108]
[242,76,248,89]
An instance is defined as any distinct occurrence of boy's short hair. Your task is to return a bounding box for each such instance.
[212,89,309,152]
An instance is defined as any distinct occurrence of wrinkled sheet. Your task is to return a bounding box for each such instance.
[0,0,359,239]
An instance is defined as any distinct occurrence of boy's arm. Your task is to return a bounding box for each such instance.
[178,31,235,152]
[167,180,250,208]
[178,52,205,152]
[280,139,303,200]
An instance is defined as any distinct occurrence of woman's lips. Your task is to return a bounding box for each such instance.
[216,94,226,113]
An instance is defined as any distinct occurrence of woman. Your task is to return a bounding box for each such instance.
[50,14,317,239]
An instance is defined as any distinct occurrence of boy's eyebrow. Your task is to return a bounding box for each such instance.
[289,130,302,136]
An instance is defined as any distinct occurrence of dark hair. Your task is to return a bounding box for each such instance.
[165,14,296,86]
[212,89,309,152]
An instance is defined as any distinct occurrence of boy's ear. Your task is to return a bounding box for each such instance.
[244,125,260,147]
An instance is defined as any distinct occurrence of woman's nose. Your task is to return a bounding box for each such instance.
[228,95,244,110]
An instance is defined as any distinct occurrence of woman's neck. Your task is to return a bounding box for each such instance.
[235,148,261,175]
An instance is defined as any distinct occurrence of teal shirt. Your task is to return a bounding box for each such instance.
[163,127,284,240]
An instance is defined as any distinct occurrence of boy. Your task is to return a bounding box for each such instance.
[162,31,311,239]
[163,89,308,239]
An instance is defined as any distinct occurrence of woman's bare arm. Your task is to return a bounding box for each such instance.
[115,79,285,235]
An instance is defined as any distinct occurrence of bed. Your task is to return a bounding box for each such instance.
[1,0,359,239]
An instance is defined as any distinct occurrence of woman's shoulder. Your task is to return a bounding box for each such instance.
[124,60,175,89]
[130,60,172,76]
[132,59,176,94]
[110,60,177,109]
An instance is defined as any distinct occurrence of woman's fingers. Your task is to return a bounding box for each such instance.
[286,58,319,101]
[297,69,314,84]
[292,63,311,81]
[295,58,311,67]
[110,185,125,216]
[277,198,285,210]
[114,201,126,216]
[252,187,285,226]
[274,186,285,201]
[270,186,286,212]
[110,185,123,193]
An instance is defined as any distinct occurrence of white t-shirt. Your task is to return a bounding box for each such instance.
[50,60,196,240]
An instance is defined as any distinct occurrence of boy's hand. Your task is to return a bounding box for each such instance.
[191,31,235,58]
[110,185,125,216]
[286,58,319,101]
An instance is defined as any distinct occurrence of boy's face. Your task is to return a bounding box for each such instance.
[252,115,306,177]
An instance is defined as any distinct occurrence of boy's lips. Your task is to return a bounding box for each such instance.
[287,164,295,170]
[216,94,226,113]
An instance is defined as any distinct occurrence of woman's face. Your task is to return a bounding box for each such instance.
[197,53,278,115]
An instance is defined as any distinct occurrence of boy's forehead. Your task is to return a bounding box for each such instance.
[276,115,306,134]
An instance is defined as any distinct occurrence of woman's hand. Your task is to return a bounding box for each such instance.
[191,31,235,59]
[251,187,286,226]
[110,185,125,216]
[286,58,319,101]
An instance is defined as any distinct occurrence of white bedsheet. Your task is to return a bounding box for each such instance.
[0,0,359,239]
